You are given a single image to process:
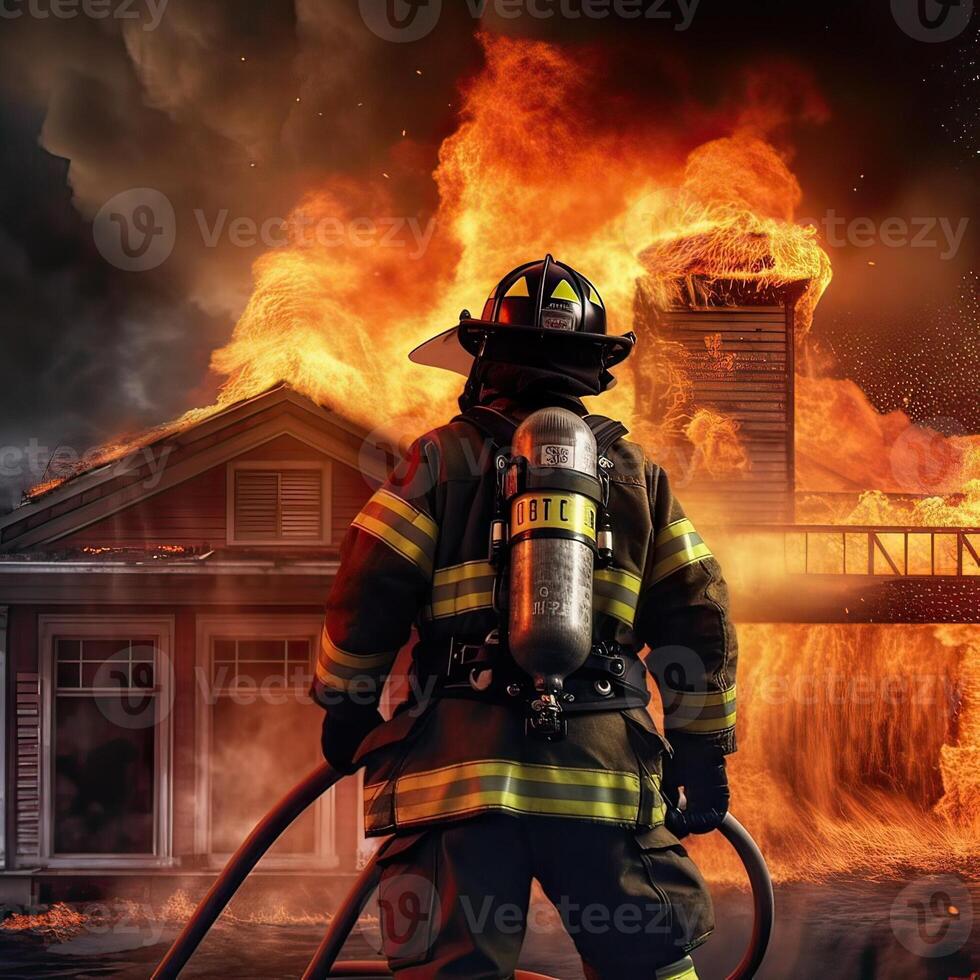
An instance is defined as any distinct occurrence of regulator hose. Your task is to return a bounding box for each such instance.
[152,769,774,980]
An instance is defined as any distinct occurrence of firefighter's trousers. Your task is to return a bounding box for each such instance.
[374,813,713,979]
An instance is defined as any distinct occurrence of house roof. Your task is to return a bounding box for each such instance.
[0,384,389,553]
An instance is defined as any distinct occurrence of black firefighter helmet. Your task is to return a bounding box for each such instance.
[408,255,636,378]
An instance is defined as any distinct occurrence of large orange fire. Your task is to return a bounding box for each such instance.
[25,34,980,880]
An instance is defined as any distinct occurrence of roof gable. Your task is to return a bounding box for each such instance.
[0,386,385,552]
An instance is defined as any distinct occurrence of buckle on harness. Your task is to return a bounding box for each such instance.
[447,640,483,673]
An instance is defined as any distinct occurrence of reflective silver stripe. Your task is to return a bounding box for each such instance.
[661,684,736,734]
[594,567,642,625]
[651,518,712,583]
[314,625,394,693]
[352,488,438,575]
[424,560,496,620]
[391,759,643,826]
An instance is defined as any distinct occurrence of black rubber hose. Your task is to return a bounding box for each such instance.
[152,762,774,980]
[151,762,342,980]
[717,813,775,980]
[302,852,385,980]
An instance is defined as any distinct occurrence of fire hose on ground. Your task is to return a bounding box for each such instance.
[151,762,775,980]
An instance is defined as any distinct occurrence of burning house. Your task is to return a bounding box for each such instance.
[0,385,395,906]
[639,274,806,525]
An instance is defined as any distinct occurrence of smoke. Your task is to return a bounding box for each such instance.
[0,1,477,507]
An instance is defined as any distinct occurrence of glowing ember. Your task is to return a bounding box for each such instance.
[1,903,87,942]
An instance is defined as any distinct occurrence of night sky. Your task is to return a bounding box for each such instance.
[0,0,976,509]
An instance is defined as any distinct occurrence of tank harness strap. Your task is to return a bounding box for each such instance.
[454,407,629,458]
[430,637,650,713]
[452,405,519,449]
[583,414,629,458]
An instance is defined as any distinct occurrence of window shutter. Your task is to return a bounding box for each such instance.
[233,468,324,541]
[280,470,323,539]
[15,673,41,862]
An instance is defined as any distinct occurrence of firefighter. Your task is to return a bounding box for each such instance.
[312,256,738,980]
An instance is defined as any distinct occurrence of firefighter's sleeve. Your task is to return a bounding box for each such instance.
[634,465,738,756]
[311,436,440,712]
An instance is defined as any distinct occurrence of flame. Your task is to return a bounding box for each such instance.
[685,623,980,884]
[15,33,980,882]
[683,409,751,480]
[25,33,976,518]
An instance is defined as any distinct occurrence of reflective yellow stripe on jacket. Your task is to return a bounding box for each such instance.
[593,566,642,626]
[660,683,737,735]
[656,956,699,980]
[651,518,713,583]
[313,624,395,696]
[368,759,653,827]
[424,560,496,620]
[352,488,438,576]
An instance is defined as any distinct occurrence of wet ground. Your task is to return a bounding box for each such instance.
[1,878,977,979]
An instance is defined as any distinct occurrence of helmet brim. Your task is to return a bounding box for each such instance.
[408,319,635,377]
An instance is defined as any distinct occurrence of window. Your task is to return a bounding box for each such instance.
[227,461,330,545]
[38,616,173,868]
[195,616,336,868]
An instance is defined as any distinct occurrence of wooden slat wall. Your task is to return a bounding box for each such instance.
[332,462,373,542]
[56,467,227,549]
[665,306,794,523]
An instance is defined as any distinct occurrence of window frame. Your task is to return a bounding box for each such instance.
[37,615,174,870]
[226,459,332,547]
[194,614,338,870]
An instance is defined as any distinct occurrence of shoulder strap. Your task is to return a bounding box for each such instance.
[583,414,629,457]
[452,406,519,449]
[455,407,627,457]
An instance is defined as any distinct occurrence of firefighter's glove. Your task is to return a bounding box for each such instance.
[320,703,384,775]
[662,742,730,839]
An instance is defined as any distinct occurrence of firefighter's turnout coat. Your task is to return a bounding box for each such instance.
[312,399,738,837]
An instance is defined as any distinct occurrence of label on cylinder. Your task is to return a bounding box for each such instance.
[511,492,597,540]
[537,444,575,468]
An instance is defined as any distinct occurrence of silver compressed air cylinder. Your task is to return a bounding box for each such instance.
[506,407,600,694]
